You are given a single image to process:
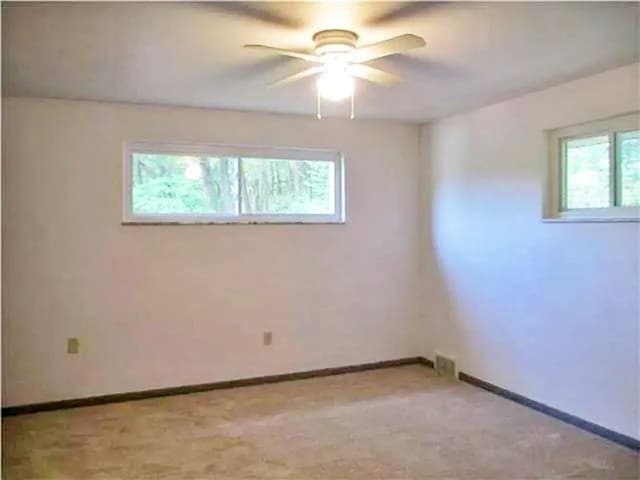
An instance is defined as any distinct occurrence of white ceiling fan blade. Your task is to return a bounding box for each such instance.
[348,64,401,85]
[269,66,324,87]
[354,34,426,63]
[244,44,321,63]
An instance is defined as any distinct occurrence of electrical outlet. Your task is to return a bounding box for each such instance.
[67,338,79,354]
[435,354,456,377]
[263,331,272,346]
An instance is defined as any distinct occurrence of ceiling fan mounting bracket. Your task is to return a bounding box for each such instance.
[312,29,359,56]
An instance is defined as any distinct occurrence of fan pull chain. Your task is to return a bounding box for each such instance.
[316,90,322,120]
[350,92,355,120]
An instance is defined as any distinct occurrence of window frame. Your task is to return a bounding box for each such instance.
[123,141,346,224]
[545,112,639,222]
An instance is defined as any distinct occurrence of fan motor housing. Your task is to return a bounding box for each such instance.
[313,29,359,56]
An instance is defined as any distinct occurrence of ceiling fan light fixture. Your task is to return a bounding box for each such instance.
[317,63,354,102]
[245,29,426,115]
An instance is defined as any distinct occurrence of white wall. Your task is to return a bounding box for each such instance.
[421,63,639,439]
[1,98,422,406]
[3,65,638,443]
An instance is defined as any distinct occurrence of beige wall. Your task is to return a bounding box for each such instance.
[1,98,422,406]
[421,63,639,440]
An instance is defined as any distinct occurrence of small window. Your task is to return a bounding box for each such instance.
[123,142,344,224]
[546,112,639,221]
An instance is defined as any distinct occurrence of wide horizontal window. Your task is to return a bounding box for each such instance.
[546,112,639,222]
[123,142,344,224]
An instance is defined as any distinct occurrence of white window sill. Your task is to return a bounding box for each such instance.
[121,219,346,225]
[542,216,639,223]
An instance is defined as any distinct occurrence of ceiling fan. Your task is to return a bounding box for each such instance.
[245,30,426,118]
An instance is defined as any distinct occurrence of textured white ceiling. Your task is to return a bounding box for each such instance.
[2,2,638,122]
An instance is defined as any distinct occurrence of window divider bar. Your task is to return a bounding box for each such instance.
[613,132,624,207]
[609,132,617,207]
[559,140,567,211]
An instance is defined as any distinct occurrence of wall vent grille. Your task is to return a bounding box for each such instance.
[435,355,456,377]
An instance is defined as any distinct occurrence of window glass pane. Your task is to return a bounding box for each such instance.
[131,154,238,215]
[564,135,610,209]
[617,130,640,207]
[240,158,335,215]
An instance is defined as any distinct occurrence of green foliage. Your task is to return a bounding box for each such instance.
[242,158,333,214]
[132,154,238,214]
[565,136,610,209]
[564,131,640,209]
[131,154,334,216]
[618,131,640,207]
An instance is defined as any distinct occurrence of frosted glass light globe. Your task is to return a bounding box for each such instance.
[317,66,354,102]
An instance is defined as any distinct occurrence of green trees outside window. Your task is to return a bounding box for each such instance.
[132,154,335,216]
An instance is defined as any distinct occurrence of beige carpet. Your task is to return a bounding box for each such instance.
[2,365,638,479]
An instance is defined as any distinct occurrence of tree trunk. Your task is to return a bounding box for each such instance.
[199,158,217,210]
[261,167,270,212]
[136,158,144,184]
[219,158,232,212]
[240,159,252,213]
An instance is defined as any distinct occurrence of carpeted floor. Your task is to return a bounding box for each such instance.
[2,365,638,479]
